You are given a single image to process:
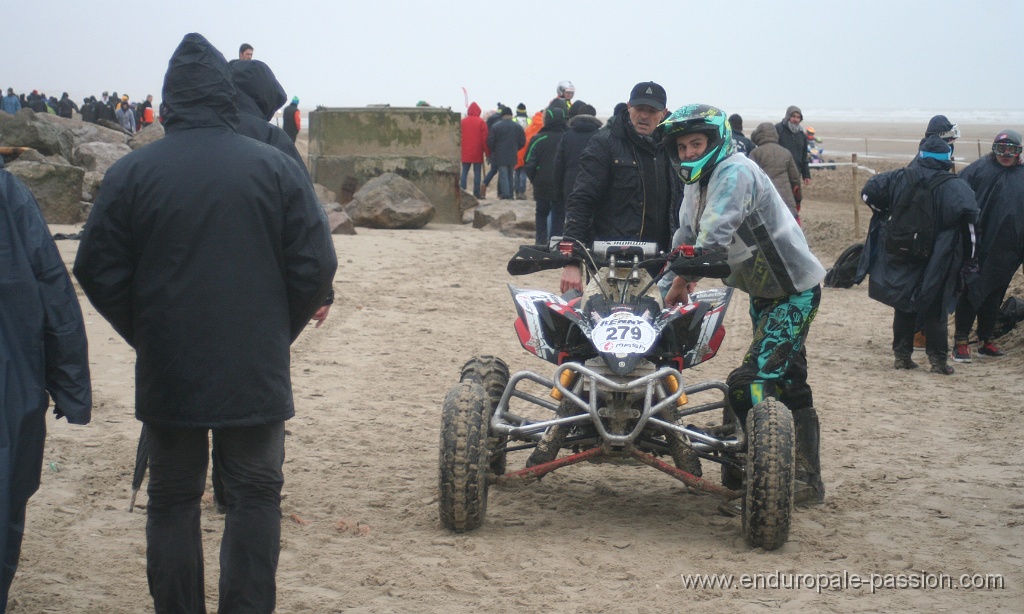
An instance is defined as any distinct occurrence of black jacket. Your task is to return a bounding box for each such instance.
[958,155,1024,306]
[562,106,679,252]
[486,117,526,167]
[73,33,337,428]
[282,102,299,137]
[230,59,305,171]
[524,110,567,200]
[856,156,978,313]
[775,122,810,180]
[553,114,602,204]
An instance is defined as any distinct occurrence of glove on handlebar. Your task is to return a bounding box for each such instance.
[669,245,731,279]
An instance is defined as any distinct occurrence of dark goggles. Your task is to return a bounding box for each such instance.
[993,142,1023,157]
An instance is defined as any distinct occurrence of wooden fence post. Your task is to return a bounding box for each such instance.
[852,153,860,237]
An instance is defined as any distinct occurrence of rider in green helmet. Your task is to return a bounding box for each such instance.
[661,103,828,505]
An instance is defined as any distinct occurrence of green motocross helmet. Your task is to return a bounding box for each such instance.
[660,104,733,184]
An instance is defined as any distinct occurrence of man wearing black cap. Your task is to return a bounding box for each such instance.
[560,81,678,292]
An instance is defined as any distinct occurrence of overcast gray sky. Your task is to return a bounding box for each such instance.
[7,0,1020,121]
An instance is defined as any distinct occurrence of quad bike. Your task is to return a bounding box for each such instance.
[438,239,795,550]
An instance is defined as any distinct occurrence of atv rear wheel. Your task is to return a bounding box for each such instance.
[742,397,795,550]
[439,381,492,532]
[459,355,509,475]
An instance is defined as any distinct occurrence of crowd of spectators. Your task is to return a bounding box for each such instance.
[0,87,156,133]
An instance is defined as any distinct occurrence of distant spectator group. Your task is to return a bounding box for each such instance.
[1,87,156,134]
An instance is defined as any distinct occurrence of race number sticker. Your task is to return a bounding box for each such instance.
[592,313,657,354]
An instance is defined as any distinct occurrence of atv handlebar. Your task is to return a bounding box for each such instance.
[506,239,731,281]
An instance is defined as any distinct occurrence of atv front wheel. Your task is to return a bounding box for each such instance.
[439,381,492,532]
[742,397,795,550]
[460,355,509,475]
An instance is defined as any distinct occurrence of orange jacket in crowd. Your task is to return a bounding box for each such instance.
[517,110,544,169]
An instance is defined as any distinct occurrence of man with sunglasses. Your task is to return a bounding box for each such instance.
[952,130,1024,362]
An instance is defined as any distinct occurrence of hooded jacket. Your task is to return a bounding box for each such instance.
[562,105,678,253]
[856,137,978,313]
[748,122,801,216]
[230,59,305,170]
[553,114,602,204]
[957,154,1024,306]
[775,105,810,180]
[524,108,568,200]
[73,33,337,428]
[461,102,488,164]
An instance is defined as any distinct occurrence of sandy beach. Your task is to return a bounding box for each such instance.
[7,120,1023,613]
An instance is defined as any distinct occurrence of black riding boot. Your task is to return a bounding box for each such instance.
[791,406,824,505]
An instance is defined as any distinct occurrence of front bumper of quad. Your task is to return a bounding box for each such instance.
[490,362,745,499]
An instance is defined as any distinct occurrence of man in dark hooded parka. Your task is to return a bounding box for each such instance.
[73,33,337,612]
[0,156,91,609]
[229,58,306,172]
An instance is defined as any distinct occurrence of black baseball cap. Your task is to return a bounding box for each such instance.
[628,81,666,111]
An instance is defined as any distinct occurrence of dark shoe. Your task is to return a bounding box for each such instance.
[952,342,972,363]
[929,356,954,375]
[978,341,1005,357]
[894,356,919,370]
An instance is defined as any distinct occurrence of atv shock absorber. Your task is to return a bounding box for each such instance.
[549,369,578,400]
[663,374,688,407]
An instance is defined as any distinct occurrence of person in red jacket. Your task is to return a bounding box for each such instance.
[461,102,488,198]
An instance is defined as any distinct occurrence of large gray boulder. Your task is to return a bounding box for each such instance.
[128,121,165,150]
[0,108,74,160]
[344,172,435,229]
[6,160,86,223]
[34,112,129,148]
[73,141,132,174]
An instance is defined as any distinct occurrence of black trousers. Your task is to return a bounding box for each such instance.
[894,305,947,359]
[954,285,1007,343]
[145,422,285,614]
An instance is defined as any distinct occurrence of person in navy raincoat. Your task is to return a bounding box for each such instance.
[856,135,978,374]
[0,156,91,610]
[73,33,336,613]
[952,130,1024,361]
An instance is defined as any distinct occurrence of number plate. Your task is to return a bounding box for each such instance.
[592,313,657,354]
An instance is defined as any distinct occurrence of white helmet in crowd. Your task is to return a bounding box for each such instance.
[557,80,575,98]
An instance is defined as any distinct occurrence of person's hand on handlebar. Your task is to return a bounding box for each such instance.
[560,264,583,294]
[664,276,697,307]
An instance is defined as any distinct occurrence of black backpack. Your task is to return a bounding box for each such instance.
[884,167,956,264]
[824,242,864,288]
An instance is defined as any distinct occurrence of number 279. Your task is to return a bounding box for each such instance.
[606,326,641,341]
